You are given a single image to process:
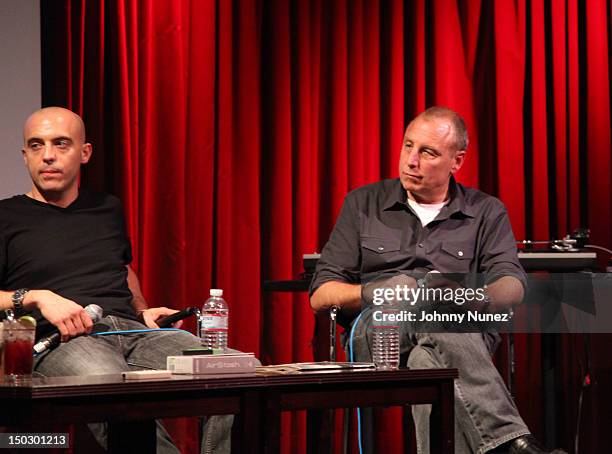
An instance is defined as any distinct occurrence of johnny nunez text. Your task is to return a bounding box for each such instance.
[372,310,511,324]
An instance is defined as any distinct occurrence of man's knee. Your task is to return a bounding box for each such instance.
[406,345,441,369]
[36,357,125,376]
[413,332,493,357]
[34,337,127,377]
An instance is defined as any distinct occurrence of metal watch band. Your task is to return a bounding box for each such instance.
[11,288,29,312]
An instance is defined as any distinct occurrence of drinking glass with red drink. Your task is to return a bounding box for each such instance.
[3,318,35,382]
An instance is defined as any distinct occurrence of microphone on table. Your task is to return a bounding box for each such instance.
[33,304,104,355]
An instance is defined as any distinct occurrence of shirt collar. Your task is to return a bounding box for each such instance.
[383,176,475,219]
[441,177,474,219]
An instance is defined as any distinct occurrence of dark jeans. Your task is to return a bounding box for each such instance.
[348,308,530,454]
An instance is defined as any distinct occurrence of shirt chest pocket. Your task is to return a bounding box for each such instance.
[432,241,475,273]
[360,236,403,272]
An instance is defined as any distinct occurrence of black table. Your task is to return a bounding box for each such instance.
[259,368,457,454]
[0,373,260,453]
[0,368,457,453]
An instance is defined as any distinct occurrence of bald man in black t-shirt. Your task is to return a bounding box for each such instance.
[0,107,231,453]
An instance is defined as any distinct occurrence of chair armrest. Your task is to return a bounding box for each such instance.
[329,305,340,361]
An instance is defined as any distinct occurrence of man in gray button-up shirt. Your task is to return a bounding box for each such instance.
[310,107,564,454]
[310,175,527,294]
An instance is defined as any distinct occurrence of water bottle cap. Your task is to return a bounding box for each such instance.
[210,289,223,297]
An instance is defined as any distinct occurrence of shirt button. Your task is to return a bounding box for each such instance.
[418,243,423,248]
[377,247,384,251]
[458,250,464,257]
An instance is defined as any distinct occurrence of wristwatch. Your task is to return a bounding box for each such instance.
[11,288,29,313]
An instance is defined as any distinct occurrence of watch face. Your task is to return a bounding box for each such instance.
[12,288,28,309]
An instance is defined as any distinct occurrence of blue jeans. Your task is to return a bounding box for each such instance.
[348,309,530,454]
[34,315,233,454]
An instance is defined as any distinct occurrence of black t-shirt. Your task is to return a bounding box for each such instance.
[0,191,137,337]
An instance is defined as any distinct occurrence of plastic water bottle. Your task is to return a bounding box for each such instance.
[200,289,229,351]
[371,300,400,370]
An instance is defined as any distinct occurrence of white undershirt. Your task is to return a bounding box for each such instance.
[407,198,446,227]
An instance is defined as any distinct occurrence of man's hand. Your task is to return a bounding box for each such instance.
[422,271,464,290]
[361,273,418,308]
[139,307,183,329]
[27,290,94,342]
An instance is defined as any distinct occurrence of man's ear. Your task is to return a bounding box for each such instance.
[21,148,27,165]
[81,143,93,164]
[451,150,466,174]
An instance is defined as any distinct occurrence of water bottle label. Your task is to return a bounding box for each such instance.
[201,315,228,330]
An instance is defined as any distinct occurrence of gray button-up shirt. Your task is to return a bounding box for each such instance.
[310,177,526,295]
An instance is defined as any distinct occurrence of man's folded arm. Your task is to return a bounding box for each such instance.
[310,281,362,315]
[478,201,527,311]
[126,265,148,313]
[309,195,362,315]
[0,290,14,311]
[312,273,420,316]
[485,276,524,311]
[126,265,181,328]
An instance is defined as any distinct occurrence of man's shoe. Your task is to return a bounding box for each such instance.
[508,435,567,454]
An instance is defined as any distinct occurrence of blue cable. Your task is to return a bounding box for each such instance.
[32,328,185,358]
[349,308,367,454]
[91,328,183,336]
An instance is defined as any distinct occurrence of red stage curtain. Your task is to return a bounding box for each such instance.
[41,0,611,452]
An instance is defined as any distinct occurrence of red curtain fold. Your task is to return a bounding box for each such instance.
[40,0,611,452]
[490,0,525,236]
[586,0,612,245]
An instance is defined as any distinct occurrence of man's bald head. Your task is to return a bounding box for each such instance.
[21,106,92,207]
[408,106,468,151]
[23,107,86,146]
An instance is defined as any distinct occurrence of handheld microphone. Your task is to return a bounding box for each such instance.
[156,306,200,328]
[33,304,103,355]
